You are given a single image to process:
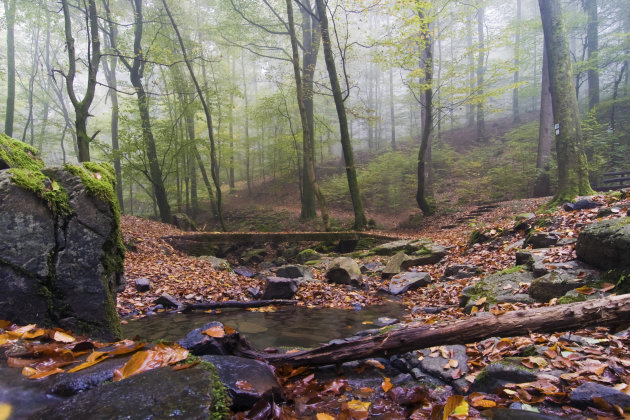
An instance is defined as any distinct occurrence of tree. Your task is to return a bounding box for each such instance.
[61,0,102,162]
[315,0,367,230]
[533,44,553,198]
[538,0,594,203]
[585,0,599,110]
[3,0,16,137]
[476,3,486,142]
[162,0,226,231]
[512,0,521,124]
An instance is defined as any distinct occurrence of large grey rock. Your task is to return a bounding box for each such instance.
[261,276,299,299]
[198,256,230,270]
[202,355,284,411]
[372,239,446,260]
[442,264,482,280]
[570,381,630,409]
[0,147,124,339]
[525,231,561,249]
[389,272,431,295]
[576,217,630,270]
[276,264,313,280]
[529,271,592,302]
[417,344,469,393]
[325,257,363,287]
[460,270,536,311]
[470,358,539,393]
[34,366,227,420]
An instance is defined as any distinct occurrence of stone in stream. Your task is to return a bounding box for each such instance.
[261,276,299,300]
[276,264,313,280]
[325,257,363,287]
[50,357,126,397]
[202,355,284,412]
[570,381,630,409]
[388,272,431,295]
[0,136,125,339]
[154,293,182,309]
[33,366,229,420]
[177,321,240,355]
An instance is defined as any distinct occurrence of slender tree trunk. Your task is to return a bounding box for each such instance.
[315,0,367,230]
[125,0,171,223]
[534,44,553,197]
[229,58,236,191]
[102,0,124,212]
[476,5,486,142]
[3,0,15,137]
[300,0,320,220]
[22,24,40,145]
[241,55,252,196]
[286,0,329,229]
[539,0,594,203]
[585,0,599,110]
[162,0,226,231]
[61,0,101,162]
[416,5,435,216]
[610,62,628,132]
[466,14,475,128]
[389,68,396,151]
[513,0,522,124]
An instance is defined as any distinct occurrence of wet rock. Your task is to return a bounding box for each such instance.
[154,293,182,309]
[326,257,363,287]
[276,264,313,280]
[177,321,240,355]
[525,231,561,249]
[133,278,151,292]
[570,381,630,409]
[261,276,299,299]
[234,266,254,278]
[50,357,125,397]
[442,264,482,280]
[484,408,564,420]
[34,366,226,420]
[470,358,539,393]
[198,256,230,270]
[417,345,469,393]
[0,365,61,419]
[375,317,398,327]
[202,355,283,412]
[389,272,431,295]
[576,217,630,270]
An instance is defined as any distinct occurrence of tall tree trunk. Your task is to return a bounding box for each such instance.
[162,0,226,231]
[229,58,236,191]
[466,14,475,128]
[61,0,101,162]
[241,55,252,196]
[585,0,600,110]
[22,23,40,145]
[513,0,522,124]
[286,0,329,229]
[538,0,594,203]
[534,44,553,197]
[315,0,367,230]
[124,0,171,223]
[300,0,321,220]
[416,5,435,216]
[102,0,124,213]
[389,68,396,150]
[476,5,486,142]
[3,0,15,137]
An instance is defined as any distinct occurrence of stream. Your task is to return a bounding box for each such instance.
[123,302,405,349]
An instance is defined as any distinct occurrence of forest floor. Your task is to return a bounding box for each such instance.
[114,191,630,419]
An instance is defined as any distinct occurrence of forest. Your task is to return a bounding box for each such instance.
[1,0,630,419]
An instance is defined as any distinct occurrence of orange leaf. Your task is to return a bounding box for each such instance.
[0,320,11,329]
[236,380,254,391]
[202,326,225,338]
[113,343,188,381]
[21,366,37,377]
[574,286,595,295]
[29,368,64,380]
[172,360,199,371]
[475,297,487,306]
[365,359,385,370]
[381,377,392,392]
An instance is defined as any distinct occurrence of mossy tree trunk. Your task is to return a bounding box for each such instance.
[416,4,435,216]
[585,0,600,111]
[513,0,521,124]
[534,44,553,198]
[539,0,594,203]
[287,0,329,229]
[476,4,486,142]
[61,0,101,163]
[315,0,367,230]
[3,0,16,137]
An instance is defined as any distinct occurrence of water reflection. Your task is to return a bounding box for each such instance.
[123,302,404,349]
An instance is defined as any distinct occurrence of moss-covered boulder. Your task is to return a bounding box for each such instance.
[576,217,630,270]
[0,136,124,339]
[460,268,535,312]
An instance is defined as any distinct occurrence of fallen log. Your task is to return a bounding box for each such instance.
[182,299,297,312]
[239,294,630,367]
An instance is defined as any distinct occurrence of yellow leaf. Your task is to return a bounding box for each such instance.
[443,395,469,419]
[316,414,335,420]
[7,324,36,338]
[365,359,385,370]
[22,366,37,377]
[22,329,46,340]
[0,334,12,346]
[113,343,188,381]
[202,326,225,338]
[574,286,595,295]
[347,399,371,412]
[449,359,459,368]
[29,368,64,380]
[475,297,487,306]
[0,403,12,420]
[382,377,392,392]
[53,331,76,343]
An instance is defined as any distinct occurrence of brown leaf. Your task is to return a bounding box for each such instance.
[202,326,225,338]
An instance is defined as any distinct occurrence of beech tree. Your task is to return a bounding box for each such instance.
[3,0,16,137]
[538,0,594,203]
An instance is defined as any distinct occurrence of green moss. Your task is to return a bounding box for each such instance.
[602,269,630,294]
[468,230,488,246]
[496,265,527,275]
[557,293,587,305]
[0,134,44,170]
[182,356,230,419]
[8,168,72,217]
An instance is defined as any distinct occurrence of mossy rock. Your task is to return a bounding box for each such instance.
[0,134,44,171]
[296,248,322,264]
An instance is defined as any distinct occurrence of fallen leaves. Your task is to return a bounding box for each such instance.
[113,343,188,381]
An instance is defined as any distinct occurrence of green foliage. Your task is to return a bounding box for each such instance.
[0,134,44,171]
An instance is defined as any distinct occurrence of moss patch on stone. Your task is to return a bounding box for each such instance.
[183,356,230,419]
[496,265,527,275]
[0,134,44,170]
[8,168,72,217]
